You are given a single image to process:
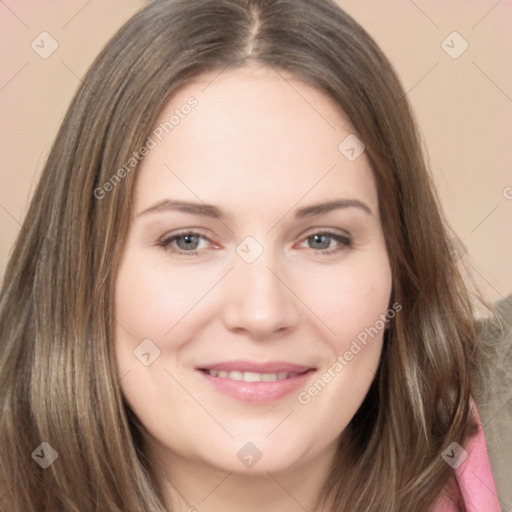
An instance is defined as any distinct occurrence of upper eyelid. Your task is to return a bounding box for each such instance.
[160,227,211,240]
[161,226,351,239]
[300,227,351,238]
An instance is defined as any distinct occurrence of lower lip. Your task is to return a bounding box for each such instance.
[197,370,315,403]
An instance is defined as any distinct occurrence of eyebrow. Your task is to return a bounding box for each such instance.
[137,198,372,219]
[295,199,372,217]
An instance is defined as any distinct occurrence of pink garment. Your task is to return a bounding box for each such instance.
[433,400,502,511]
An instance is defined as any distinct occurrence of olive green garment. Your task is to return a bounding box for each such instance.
[474,293,512,511]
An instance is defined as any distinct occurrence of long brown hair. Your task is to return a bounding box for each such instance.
[0,0,484,510]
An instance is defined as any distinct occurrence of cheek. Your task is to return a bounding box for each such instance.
[292,249,392,413]
[114,252,216,341]
[113,252,196,384]
[297,252,393,350]
[294,265,391,436]
[112,253,204,428]
[317,257,391,409]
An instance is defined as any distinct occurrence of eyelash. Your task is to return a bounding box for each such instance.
[157,229,352,257]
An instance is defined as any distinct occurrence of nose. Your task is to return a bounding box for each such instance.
[221,248,300,340]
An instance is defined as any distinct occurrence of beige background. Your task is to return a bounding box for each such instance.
[1,0,511,304]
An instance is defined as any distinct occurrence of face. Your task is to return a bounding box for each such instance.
[114,65,392,477]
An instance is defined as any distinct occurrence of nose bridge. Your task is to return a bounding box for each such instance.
[222,238,299,337]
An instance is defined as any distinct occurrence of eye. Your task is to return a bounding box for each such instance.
[158,230,213,255]
[158,229,352,257]
[298,230,352,256]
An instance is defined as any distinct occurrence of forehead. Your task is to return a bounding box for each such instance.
[134,66,377,215]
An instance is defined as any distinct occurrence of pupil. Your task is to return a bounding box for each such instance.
[178,235,199,250]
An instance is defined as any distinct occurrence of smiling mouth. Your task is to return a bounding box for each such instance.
[196,362,316,403]
[199,369,309,382]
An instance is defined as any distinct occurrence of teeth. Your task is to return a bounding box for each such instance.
[244,371,262,382]
[205,370,299,381]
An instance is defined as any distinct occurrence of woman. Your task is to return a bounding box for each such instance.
[0,0,506,510]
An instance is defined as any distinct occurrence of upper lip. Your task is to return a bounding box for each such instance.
[197,360,315,374]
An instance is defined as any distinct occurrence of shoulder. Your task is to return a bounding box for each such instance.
[472,293,512,509]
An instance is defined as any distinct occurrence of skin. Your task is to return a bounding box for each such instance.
[114,65,392,512]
